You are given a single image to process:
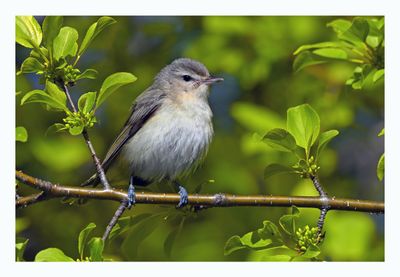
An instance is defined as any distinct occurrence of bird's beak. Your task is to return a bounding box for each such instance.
[203,76,224,85]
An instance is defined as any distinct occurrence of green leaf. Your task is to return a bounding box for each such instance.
[341,18,369,45]
[53,27,79,60]
[78,92,96,114]
[327,19,352,35]
[312,48,348,60]
[263,128,297,153]
[19,57,45,74]
[346,65,373,90]
[68,125,84,136]
[45,123,67,135]
[16,16,42,48]
[76,68,98,80]
[257,220,283,242]
[42,16,63,49]
[264,164,295,179]
[378,128,384,137]
[78,222,96,260]
[377,153,384,181]
[78,16,116,57]
[293,51,326,73]
[224,236,247,255]
[279,206,300,235]
[87,237,104,261]
[96,72,137,108]
[16,126,28,142]
[316,130,339,160]
[301,244,321,259]
[21,89,68,112]
[45,80,67,108]
[373,69,384,83]
[287,104,320,154]
[35,248,74,262]
[293,41,344,55]
[16,237,29,261]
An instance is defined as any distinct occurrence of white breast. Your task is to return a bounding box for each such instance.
[122,97,213,182]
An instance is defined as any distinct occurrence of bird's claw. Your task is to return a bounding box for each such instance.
[176,185,188,208]
[127,183,135,209]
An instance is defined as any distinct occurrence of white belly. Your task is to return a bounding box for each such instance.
[122,100,213,181]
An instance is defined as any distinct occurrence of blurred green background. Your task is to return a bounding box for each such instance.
[16,16,384,261]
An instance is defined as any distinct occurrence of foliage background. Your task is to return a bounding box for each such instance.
[16,16,384,261]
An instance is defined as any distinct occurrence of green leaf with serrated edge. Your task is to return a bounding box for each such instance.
[21,89,68,112]
[121,213,165,259]
[78,17,116,57]
[312,48,348,60]
[53,27,79,60]
[293,41,345,55]
[377,153,384,181]
[35,248,74,261]
[16,16,42,48]
[263,128,297,153]
[279,206,300,235]
[19,57,45,74]
[287,104,320,154]
[16,237,29,261]
[16,126,28,142]
[293,51,327,73]
[42,16,63,50]
[45,80,67,107]
[301,244,321,259]
[87,237,104,261]
[78,222,96,260]
[78,92,96,114]
[378,128,384,137]
[76,69,98,80]
[69,125,84,136]
[96,72,137,108]
[264,164,295,179]
[316,130,339,161]
[373,69,384,83]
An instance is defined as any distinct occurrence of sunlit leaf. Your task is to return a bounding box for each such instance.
[76,68,98,80]
[78,16,116,57]
[21,89,68,112]
[263,128,297,153]
[279,206,300,235]
[287,104,320,153]
[19,57,45,74]
[42,16,63,49]
[293,51,327,73]
[316,130,339,160]
[373,69,384,83]
[96,72,137,108]
[378,128,384,137]
[377,153,384,181]
[16,237,29,261]
[327,19,352,35]
[78,222,96,260]
[35,248,74,261]
[78,91,96,114]
[88,237,104,261]
[16,126,28,142]
[312,48,348,60]
[16,16,42,48]
[53,27,79,60]
[300,244,320,259]
[293,41,344,55]
[45,80,67,108]
[68,125,84,136]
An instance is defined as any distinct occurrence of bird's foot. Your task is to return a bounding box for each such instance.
[127,182,135,209]
[176,185,188,208]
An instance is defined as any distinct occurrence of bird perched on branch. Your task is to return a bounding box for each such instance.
[81,58,223,208]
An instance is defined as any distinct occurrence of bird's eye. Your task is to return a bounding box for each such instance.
[182,75,192,82]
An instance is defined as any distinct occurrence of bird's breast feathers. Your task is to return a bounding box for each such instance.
[123,98,213,182]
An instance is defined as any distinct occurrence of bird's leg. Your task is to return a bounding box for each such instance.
[127,175,136,209]
[174,181,188,208]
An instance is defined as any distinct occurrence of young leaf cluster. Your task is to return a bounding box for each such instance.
[16,16,137,136]
[224,206,322,261]
[263,104,338,179]
[294,17,384,90]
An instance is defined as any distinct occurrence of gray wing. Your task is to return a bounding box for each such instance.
[81,86,166,187]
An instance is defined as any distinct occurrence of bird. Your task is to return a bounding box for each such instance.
[81,58,223,208]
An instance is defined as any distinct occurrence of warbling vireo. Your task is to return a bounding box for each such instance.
[82,58,223,207]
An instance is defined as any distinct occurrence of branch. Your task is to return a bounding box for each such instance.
[15,170,384,213]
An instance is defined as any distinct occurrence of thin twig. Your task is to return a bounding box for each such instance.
[15,191,50,208]
[102,200,129,241]
[15,170,384,213]
[61,84,111,190]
